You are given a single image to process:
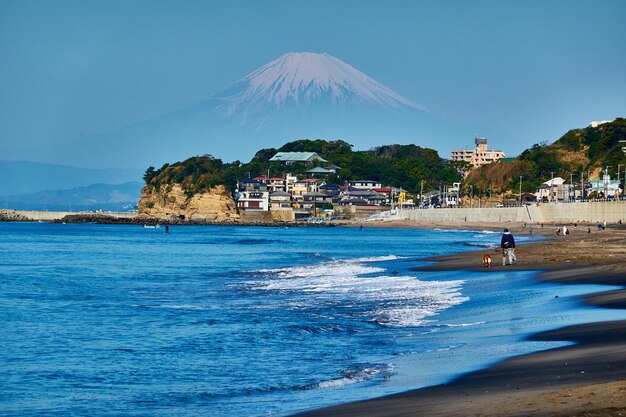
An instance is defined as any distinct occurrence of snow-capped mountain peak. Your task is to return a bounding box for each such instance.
[215,52,422,111]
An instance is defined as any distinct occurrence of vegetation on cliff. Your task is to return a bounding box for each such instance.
[143,140,461,195]
[465,118,626,195]
[142,118,625,200]
[143,156,240,197]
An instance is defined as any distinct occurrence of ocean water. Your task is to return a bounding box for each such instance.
[1,223,623,417]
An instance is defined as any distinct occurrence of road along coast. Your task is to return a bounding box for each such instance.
[294,224,626,417]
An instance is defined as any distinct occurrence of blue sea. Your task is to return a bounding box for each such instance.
[1,223,624,417]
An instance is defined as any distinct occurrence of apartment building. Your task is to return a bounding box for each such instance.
[451,138,505,175]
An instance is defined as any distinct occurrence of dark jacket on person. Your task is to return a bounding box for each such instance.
[501,232,515,249]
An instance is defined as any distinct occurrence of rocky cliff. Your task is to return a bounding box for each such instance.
[138,184,240,223]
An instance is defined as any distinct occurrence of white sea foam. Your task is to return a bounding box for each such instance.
[441,321,486,328]
[248,258,468,327]
[315,364,393,389]
[353,255,404,262]
[433,228,479,233]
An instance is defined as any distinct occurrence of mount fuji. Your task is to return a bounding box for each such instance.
[214,52,422,117]
[30,52,469,168]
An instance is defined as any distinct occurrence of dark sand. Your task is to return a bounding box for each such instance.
[294,223,626,416]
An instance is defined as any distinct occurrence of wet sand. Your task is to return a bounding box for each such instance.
[294,222,626,416]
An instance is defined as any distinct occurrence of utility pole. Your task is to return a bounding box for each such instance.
[519,176,523,207]
[420,180,424,208]
[570,173,574,202]
[581,171,585,200]
[605,166,611,199]
[550,172,554,203]
[622,165,626,196]
[470,185,473,208]
[439,183,442,207]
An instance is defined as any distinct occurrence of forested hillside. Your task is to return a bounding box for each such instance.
[465,118,626,194]
[143,140,461,195]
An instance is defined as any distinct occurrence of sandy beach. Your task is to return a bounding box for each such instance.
[294,221,626,416]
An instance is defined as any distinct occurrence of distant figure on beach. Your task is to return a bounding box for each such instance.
[165,224,169,234]
[563,225,569,236]
[500,228,516,266]
[556,227,561,236]
[588,227,591,233]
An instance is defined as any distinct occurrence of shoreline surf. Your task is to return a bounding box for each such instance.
[291,222,626,417]
[2,221,624,417]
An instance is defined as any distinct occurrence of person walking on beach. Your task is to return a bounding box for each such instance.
[501,228,516,266]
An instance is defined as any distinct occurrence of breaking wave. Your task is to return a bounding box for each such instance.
[248,257,468,327]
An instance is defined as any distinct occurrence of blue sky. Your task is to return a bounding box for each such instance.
[1,0,625,164]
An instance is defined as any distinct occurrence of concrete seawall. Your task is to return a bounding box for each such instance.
[396,201,626,224]
[13,211,138,221]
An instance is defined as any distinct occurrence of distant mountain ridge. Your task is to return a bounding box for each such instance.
[1,181,142,212]
[17,52,469,169]
[0,160,142,195]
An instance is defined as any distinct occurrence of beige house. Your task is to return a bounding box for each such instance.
[269,191,292,210]
[291,179,319,202]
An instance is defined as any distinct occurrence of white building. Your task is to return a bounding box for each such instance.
[348,180,382,190]
[589,175,622,198]
[589,120,613,128]
[535,177,566,201]
[236,179,270,211]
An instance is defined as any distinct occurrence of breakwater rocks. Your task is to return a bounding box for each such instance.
[0,210,30,222]
[50,213,341,227]
[51,213,240,226]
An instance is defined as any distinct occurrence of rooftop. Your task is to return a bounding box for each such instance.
[269,152,327,163]
[306,167,334,174]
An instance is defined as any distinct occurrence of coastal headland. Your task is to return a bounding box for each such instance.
[294,223,626,417]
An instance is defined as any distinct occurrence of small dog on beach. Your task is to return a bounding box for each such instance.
[482,254,492,268]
